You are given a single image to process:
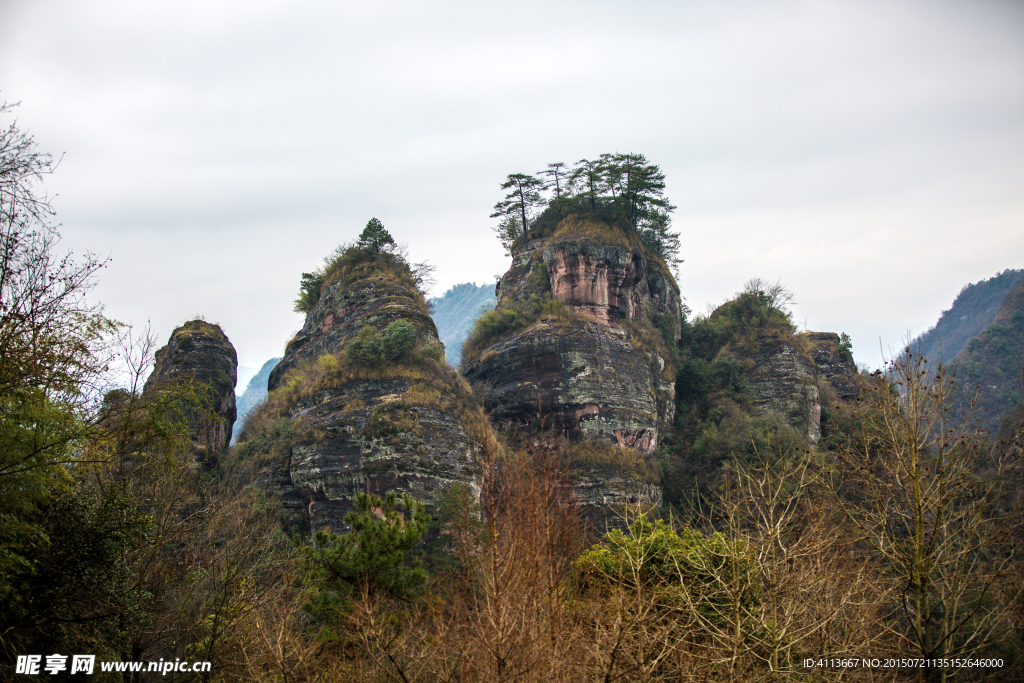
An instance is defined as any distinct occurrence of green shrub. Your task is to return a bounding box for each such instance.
[574,515,760,627]
[383,320,417,361]
[346,326,385,367]
[293,271,324,314]
[838,332,853,362]
[347,321,421,368]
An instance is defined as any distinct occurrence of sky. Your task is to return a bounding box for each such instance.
[1,0,1022,379]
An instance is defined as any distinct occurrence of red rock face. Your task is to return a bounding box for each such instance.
[546,247,644,324]
[466,228,683,453]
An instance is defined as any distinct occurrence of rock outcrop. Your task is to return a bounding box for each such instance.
[730,332,861,445]
[735,337,822,444]
[240,250,485,535]
[806,332,860,401]
[144,320,238,462]
[463,216,682,454]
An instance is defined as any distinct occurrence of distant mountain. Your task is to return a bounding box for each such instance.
[954,277,1024,434]
[236,365,259,395]
[232,357,281,444]
[914,268,1024,363]
[429,282,496,367]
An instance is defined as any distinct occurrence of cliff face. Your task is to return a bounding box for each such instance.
[463,218,682,454]
[240,251,485,535]
[955,277,1024,432]
[144,320,238,462]
[729,332,860,445]
[268,269,437,393]
[914,268,1024,364]
[805,332,860,401]
[736,337,822,444]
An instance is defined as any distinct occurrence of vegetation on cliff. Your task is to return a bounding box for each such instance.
[662,279,861,506]
[490,153,681,271]
[5,101,1024,680]
[237,232,488,537]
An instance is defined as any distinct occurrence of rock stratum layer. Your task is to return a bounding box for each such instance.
[730,332,860,445]
[242,252,485,534]
[144,320,238,461]
[463,217,682,453]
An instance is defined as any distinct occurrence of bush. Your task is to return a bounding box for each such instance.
[300,491,429,623]
[347,321,420,368]
[383,320,417,361]
[574,515,760,627]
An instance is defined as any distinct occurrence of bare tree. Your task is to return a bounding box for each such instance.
[829,346,1022,682]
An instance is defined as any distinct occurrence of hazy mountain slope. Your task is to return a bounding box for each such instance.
[429,282,496,367]
[232,357,280,443]
[956,277,1024,433]
[914,268,1024,362]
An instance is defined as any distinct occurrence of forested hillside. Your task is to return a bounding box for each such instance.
[955,277,1024,433]
[914,268,1024,362]
[428,282,495,366]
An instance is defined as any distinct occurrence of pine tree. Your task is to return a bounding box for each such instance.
[491,173,543,237]
[539,162,569,219]
[357,217,396,254]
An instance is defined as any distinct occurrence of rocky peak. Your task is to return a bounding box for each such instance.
[238,250,485,535]
[805,332,860,401]
[269,261,439,391]
[734,336,822,445]
[465,216,682,453]
[144,319,238,462]
[727,331,861,446]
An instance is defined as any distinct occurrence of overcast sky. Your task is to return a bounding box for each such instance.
[1,0,1022,378]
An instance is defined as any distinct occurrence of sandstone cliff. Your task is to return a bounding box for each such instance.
[728,332,860,445]
[237,247,486,534]
[805,332,860,401]
[463,216,682,455]
[143,320,238,463]
[733,336,823,444]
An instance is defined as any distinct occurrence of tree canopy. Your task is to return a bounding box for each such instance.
[489,153,681,270]
[357,217,396,254]
[1,103,115,602]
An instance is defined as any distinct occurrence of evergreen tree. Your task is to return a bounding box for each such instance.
[569,158,603,213]
[491,173,543,241]
[357,217,396,254]
[301,491,430,621]
[605,152,674,231]
[540,162,569,219]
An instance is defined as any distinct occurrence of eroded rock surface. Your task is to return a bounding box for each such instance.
[806,332,860,401]
[244,255,484,535]
[736,337,822,444]
[729,332,862,445]
[144,320,238,461]
[463,219,681,453]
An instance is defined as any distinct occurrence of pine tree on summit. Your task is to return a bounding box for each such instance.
[357,217,396,254]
